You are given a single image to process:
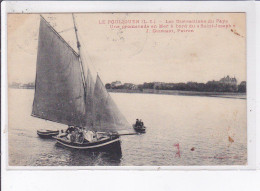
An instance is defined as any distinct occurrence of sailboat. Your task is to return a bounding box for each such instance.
[32,14,135,152]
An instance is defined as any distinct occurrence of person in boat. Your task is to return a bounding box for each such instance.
[65,126,80,142]
[64,126,74,141]
[140,119,144,127]
[75,126,84,143]
[66,126,75,134]
[78,131,84,143]
[70,130,76,143]
[135,119,140,127]
[83,130,96,143]
[74,127,80,142]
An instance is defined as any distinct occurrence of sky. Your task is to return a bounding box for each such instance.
[8,13,246,84]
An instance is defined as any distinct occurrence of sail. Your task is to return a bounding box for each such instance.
[32,17,87,127]
[92,75,134,133]
[85,69,95,127]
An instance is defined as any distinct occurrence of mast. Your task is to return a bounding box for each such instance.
[72,13,86,89]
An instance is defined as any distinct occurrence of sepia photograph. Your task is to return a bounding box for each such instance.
[7,12,247,166]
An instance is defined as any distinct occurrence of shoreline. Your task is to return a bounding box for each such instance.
[107,89,246,99]
[8,87,246,99]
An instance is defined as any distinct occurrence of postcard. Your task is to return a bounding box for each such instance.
[6,12,250,167]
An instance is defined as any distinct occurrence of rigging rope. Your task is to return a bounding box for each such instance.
[78,31,99,79]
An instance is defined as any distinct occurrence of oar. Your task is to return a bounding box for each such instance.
[96,132,138,136]
[118,133,139,136]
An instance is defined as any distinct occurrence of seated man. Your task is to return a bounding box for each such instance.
[78,132,84,143]
[135,119,140,127]
[70,130,76,143]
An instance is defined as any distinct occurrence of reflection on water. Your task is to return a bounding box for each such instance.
[8,89,247,166]
[54,143,122,166]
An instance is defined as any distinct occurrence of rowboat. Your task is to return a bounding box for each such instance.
[55,133,121,153]
[133,124,146,133]
[37,129,59,138]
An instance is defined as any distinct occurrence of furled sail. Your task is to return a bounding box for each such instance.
[32,17,87,127]
[92,75,134,133]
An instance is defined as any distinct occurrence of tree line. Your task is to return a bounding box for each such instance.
[105,81,246,93]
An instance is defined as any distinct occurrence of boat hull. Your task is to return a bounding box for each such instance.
[133,124,146,133]
[37,130,59,138]
[55,135,121,153]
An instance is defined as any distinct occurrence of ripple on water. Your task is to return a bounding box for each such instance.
[8,89,247,166]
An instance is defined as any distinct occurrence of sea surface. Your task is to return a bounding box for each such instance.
[8,89,247,166]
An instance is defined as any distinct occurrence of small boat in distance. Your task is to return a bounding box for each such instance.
[133,124,146,133]
[37,129,59,138]
[32,14,136,153]
[133,119,146,133]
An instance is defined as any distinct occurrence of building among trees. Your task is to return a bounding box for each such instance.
[123,83,138,90]
[219,75,237,85]
[111,81,122,88]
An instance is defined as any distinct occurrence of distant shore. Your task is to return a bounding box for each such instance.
[107,89,246,99]
[9,86,246,99]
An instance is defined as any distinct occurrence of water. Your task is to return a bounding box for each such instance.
[8,89,247,166]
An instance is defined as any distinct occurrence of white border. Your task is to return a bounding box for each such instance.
[256,2,260,170]
[1,1,257,171]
